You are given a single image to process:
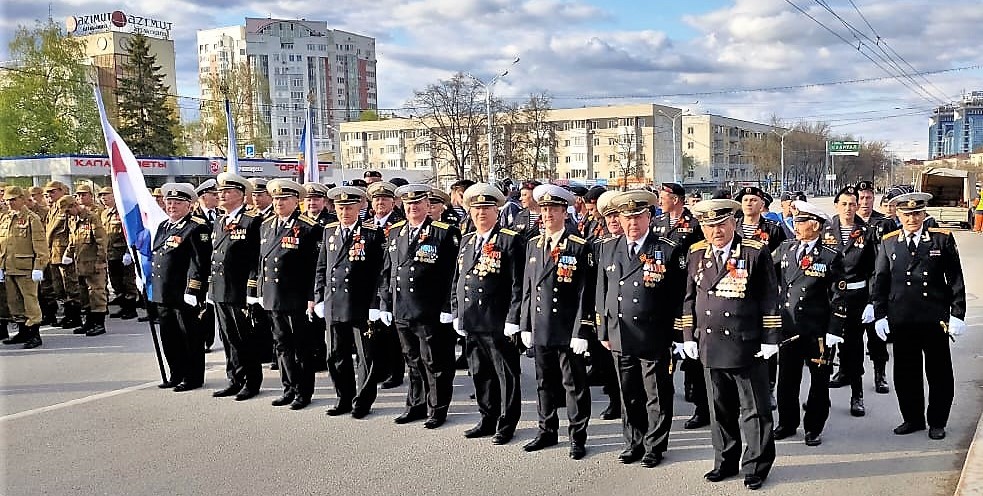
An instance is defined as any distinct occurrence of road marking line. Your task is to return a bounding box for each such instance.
[0,346,124,352]
[0,380,159,422]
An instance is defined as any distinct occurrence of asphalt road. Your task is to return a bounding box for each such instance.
[2,226,981,496]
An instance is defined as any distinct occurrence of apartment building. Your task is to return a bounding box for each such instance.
[681,114,776,186]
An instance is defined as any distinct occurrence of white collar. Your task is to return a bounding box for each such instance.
[626,230,649,250]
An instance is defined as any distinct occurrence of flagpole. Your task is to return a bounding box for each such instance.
[130,244,168,384]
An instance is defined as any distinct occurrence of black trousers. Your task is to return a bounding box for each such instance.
[271,311,316,400]
[396,320,456,418]
[215,302,263,391]
[533,345,591,444]
[250,304,275,363]
[776,336,831,434]
[892,325,954,428]
[466,332,522,436]
[864,322,890,364]
[704,361,775,479]
[158,303,204,387]
[586,331,620,401]
[328,321,380,410]
[615,352,674,455]
[379,322,405,382]
[682,357,710,417]
[311,315,328,371]
[200,302,216,349]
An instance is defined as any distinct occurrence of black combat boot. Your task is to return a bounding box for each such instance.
[0,319,9,340]
[850,379,865,417]
[22,324,42,349]
[3,322,29,345]
[873,362,890,394]
[86,313,107,336]
[73,312,93,334]
[110,299,138,320]
[57,302,83,328]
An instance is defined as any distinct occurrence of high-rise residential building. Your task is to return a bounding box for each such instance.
[929,91,983,158]
[197,18,377,158]
[65,10,177,124]
[681,114,777,186]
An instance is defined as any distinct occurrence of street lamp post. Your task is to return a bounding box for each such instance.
[772,128,792,192]
[325,123,345,183]
[657,101,697,184]
[468,57,520,183]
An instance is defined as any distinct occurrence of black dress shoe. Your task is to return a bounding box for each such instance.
[234,389,259,401]
[641,452,663,468]
[271,394,295,406]
[893,422,926,435]
[684,413,710,429]
[828,371,848,388]
[158,380,181,389]
[464,423,495,438]
[289,397,310,410]
[804,432,822,446]
[172,382,201,392]
[22,336,42,349]
[599,403,621,420]
[84,325,106,337]
[704,468,739,482]
[270,362,279,371]
[423,416,446,429]
[351,408,370,419]
[325,403,353,416]
[850,396,866,417]
[773,426,797,440]
[569,443,586,460]
[522,433,558,452]
[618,447,644,464]
[380,378,403,389]
[212,383,243,398]
[393,409,427,424]
[491,432,513,445]
[744,474,764,490]
[929,427,946,440]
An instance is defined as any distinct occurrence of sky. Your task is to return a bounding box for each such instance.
[3,0,983,160]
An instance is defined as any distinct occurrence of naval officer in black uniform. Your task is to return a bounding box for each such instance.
[596,189,685,468]
[519,184,596,460]
[249,179,323,410]
[378,184,461,429]
[680,199,780,490]
[314,186,386,419]
[451,183,525,445]
[151,183,212,392]
[872,192,967,440]
[366,181,407,389]
[772,201,848,447]
[208,173,264,401]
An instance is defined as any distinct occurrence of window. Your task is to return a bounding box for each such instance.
[565,156,571,163]
[687,127,694,134]
[564,140,570,147]
[593,138,599,146]
[687,142,694,149]
[593,155,599,163]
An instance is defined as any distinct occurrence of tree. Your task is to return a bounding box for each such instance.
[359,109,381,121]
[116,34,178,156]
[198,61,272,157]
[0,20,100,156]
[615,126,644,190]
[407,72,490,181]
[501,92,554,180]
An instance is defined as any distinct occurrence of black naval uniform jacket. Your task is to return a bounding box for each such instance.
[596,233,686,360]
[378,217,461,323]
[150,214,212,306]
[680,236,782,369]
[774,239,848,339]
[208,207,262,305]
[820,215,878,311]
[739,216,787,252]
[311,209,338,227]
[519,227,597,347]
[252,210,323,313]
[651,207,704,249]
[450,226,526,333]
[511,208,542,240]
[578,212,606,242]
[871,227,966,326]
[314,221,385,324]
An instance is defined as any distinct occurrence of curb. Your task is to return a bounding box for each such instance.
[957,411,983,494]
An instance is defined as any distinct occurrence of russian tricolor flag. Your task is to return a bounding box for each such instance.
[93,86,169,300]
[299,103,318,184]
[225,99,239,174]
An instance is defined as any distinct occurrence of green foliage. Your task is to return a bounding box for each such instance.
[198,61,272,157]
[115,34,178,156]
[0,20,101,156]
[359,109,381,121]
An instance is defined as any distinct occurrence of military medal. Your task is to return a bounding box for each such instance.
[640,251,665,286]
[557,255,577,283]
[281,235,299,248]
[415,243,438,263]
[348,233,366,261]
[850,229,864,249]
[474,235,501,277]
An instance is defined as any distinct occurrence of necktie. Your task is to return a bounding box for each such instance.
[208,210,215,223]
[474,236,484,262]
[544,237,553,266]
[629,241,638,257]
[797,243,807,262]
[342,227,351,244]
[907,233,917,253]
[716,249,727,268]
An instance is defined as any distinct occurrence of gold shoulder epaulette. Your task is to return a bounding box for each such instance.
[598,235,618,243]
[659,236,678,247]
[741,238,765,250]
[568,234,587,245]
[431,221,450,229]
[326,221,340,228]
[190,216,206,225]
[262,216,276,225]
[690,240,709,253]
[298,215,317,226]
[390,220,407,229]
[500,228,519,236]
[928,228,951,235]
[882,229,900,241]
[529,234,543,243]
[242,210,258,218]
[360,221,379,230]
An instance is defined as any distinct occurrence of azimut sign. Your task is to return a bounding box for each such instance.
[66,11,173,40]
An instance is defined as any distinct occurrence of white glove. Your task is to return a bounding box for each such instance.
[875,318,890,341]
[31,270,44,282]
[825,333,845,347]
[183,294,198,307]
[672,342,685,359]
[454,322,466,337]
[756,343,779,360]
[861,304,875,324]
[504,323,521,336]
[368,309,381,322]
[122,253,134,266]
[0,268,5,283]
[521,331,533,348]
[683,341,699,360]
[949,316,967,337]
[439,312,454,324]
[379,311,393,327]
[61,255,74,265]
[246,296,263,307]
[314,301,325,319]
[570,337,589,355]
